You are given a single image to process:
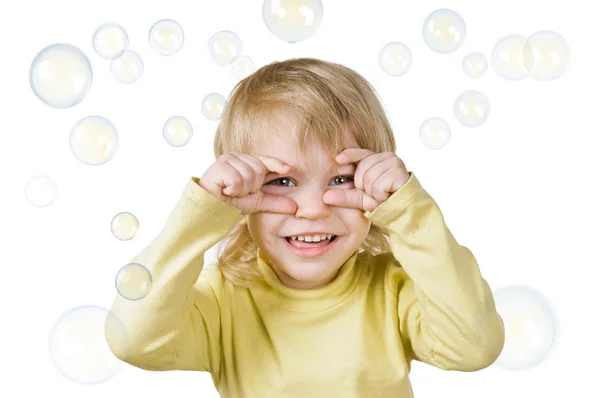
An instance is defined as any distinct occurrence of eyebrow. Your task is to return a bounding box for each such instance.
[266,164,356,177]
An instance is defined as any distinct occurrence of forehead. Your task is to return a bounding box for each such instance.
[250,120,359,174]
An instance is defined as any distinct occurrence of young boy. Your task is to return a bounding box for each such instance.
[105,58,505,397]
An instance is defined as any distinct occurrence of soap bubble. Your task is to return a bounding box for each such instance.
[163,116,193,147]
[149,19,184,56]
[262,0,323,43]
[419,118,451,149]
[110,49,144,84]
[493,285,559,371]
[115,263,152,301]
[29,43,92,108]
[491,35,528,81]
[202,93,226,121]
[230,55,255,80]
[462,52,487,78]
[379,42,412,76]
[92,23,129,60]
[522,30,570,81]
[70,116,118,165]
[25,175,57,207]
[422,9,466,54]
[207,30,243,66]
[454,90,490,127]
[110,212,139,241]
[49,305,128,385]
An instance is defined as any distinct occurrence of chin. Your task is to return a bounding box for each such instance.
[284,263,339,285]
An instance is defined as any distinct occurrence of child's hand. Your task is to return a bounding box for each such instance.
[199,152,298,215]
[323,148,410,212]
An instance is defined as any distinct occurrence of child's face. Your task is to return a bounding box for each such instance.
[247,120,371,290]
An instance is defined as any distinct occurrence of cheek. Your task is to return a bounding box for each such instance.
[336,209,371,234]
[247,214,284,238]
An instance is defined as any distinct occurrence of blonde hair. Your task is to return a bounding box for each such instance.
[214,58,394,288]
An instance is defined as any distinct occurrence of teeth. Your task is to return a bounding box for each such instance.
[288,234,333,242]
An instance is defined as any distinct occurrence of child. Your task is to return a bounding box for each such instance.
[106,58,505,397]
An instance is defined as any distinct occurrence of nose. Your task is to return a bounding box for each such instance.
[293,188,331,220]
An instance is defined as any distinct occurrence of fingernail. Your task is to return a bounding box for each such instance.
[337,155,345,162]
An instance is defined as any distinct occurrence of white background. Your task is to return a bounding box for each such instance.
[1,0,598,397]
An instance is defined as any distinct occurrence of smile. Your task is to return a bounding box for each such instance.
[282,235,340,258]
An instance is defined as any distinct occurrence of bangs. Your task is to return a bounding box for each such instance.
[230,100,348,163]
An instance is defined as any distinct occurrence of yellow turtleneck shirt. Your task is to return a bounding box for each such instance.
[106,172,505,397]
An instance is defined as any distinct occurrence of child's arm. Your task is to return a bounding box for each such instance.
[365,172,505,371]
[105,177,244,373]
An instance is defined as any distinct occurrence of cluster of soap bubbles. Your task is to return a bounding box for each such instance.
[29,0,561,384]
[375,8,570,152]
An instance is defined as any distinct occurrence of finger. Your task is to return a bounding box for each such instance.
[255,155,292,175]
[232,153,266,194]
[335,148,374,164]
[322,189,379,212]
[371,168,396,203]
[224,153,255,197]
[363,160,393,200]
[256,192,298,214]
[220,163,244,197]
[354,152,395,191]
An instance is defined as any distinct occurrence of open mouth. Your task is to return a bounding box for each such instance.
[284,235,338,248]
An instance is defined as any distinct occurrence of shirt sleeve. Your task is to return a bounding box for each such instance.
[105,177,244,373]
[364,172,505,371]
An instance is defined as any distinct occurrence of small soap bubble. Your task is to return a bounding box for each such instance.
[522,30,570,81]
[208,31,243,66]
[110,49,144,84]
[70,116,118,165]
[115,263,152,301]
[422,9,466,54]
[92,23,129,60]
[379,42,412,76]
[25,175,57,207]
[230,55,255,80]
[419,118,451,149]
[29,43,92,108]
[149,19,184,56]
[491,35,529,81]
[202,93,226,121]
[493,285,559,371]
[49,305,128,384]
[110,212,139,241]
[462,52,488,78]
[163,116,193,147]
[454,90,490,128]
[262,0,323,43]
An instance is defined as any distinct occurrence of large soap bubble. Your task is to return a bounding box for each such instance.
[69,116,119,165]
[149,19,184,56]
[29,43,92,108]
[422,9,466,54]
[262,0,323,43]
[493,285,559,371]
[49,305,128,384]
[92,23,129,59]
[491,35,529,81]
[25,175,57,207]
[522,30,570,81]
[207,30,243,66]
[115,263,153,301]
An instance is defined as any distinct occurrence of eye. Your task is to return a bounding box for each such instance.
[265,175,354,187]
[332,175,354,186]
[266,177,296,187]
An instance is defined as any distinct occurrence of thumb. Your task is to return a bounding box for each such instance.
[255,191,298,214]
[322,189,379,212]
